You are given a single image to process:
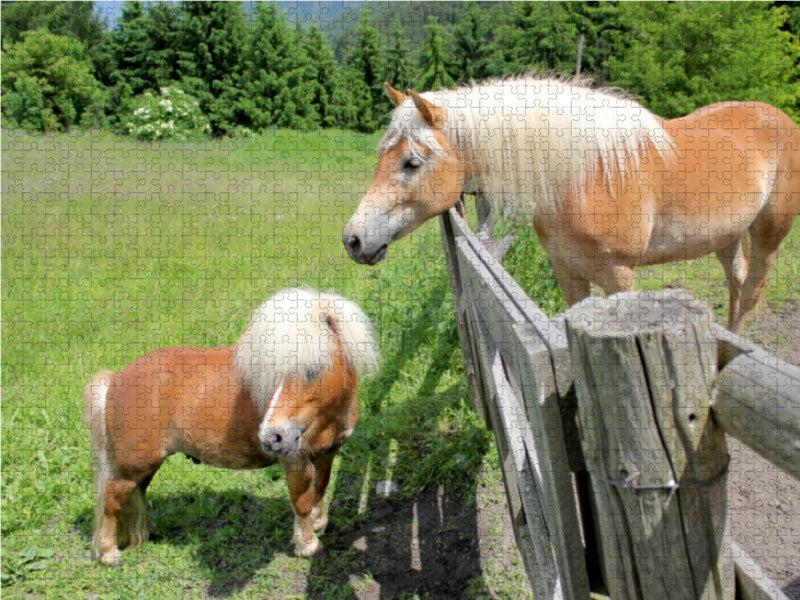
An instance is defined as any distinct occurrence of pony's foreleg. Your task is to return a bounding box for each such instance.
[282,459,323,557]
[310,451,337,533]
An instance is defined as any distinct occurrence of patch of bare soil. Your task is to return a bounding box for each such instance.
[729,302,800,599]
[307,479,532,600]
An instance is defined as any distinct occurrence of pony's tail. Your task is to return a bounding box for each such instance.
[318,292,381,380]
[83,370,150,559]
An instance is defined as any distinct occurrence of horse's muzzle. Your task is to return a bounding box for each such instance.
[343,233,388,265]
[259,422,306,457]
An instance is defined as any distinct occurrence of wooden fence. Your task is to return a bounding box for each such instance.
[439,207,800,600]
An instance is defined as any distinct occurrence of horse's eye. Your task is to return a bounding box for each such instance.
[403,157,423,171]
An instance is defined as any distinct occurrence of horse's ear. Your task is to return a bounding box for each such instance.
[384,82,408,107]
[408,89,447,129]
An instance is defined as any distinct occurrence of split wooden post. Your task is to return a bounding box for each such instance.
[565,290,733,600]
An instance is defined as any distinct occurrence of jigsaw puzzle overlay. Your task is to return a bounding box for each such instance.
[2,2,799,598]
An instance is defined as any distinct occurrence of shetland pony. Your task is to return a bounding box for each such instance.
[343,77,800,334]
[83,288,379,565]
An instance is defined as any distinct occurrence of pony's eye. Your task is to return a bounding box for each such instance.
[403,157,423,171]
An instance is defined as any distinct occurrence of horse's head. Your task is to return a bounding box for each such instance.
[343,83,466,265]
[258,332,359,459]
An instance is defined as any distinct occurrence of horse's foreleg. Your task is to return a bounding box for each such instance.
[715,236,748,333]
[732,235,779,336]
[282,459,322,557]
[310,451,337,533]
[550,261,591,306]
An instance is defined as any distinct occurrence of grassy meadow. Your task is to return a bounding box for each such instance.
[2,128,798,599]
[1,129,530,599]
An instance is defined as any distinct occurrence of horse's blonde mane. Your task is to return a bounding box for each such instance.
[234,288,380,412]
[383,76,676,214]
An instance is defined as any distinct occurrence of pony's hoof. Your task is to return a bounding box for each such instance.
[294,537,323,558]
[100,548,122,566]
[311,514,328,533]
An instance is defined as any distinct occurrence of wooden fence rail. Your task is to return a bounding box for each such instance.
[438,208,800,600]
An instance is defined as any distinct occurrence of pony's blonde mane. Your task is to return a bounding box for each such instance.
[382,76,676,214]
[234,288,380,412]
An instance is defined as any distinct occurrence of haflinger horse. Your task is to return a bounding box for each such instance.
[342,77,800,334]
[83,288,379,565]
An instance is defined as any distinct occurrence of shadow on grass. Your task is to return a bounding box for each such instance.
[75,485,296,597]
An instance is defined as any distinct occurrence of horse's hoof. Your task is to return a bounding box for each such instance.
[294,537,322,558]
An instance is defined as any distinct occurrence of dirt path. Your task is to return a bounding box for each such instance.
[729,303,800,599]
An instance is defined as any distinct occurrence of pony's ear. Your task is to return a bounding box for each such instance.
[384,82,408,107]
[408,89,447,129]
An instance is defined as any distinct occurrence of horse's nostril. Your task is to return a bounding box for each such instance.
[347,235,360,251]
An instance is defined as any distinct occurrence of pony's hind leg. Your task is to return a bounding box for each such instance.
[93,467,159,565]
[94,478,141,565]
[732,233,779,336]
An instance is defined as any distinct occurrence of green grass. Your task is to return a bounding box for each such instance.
[1,130,522,599]
[4,128,797,599]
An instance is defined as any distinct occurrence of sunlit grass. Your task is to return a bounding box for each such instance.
[1,129,526,598]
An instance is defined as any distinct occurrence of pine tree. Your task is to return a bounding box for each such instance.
[344,9,386,131]
[383,18,414,91]
[494,2,579,74]
[605,2,800,120]
[303,23,343,128]
[177,1,246,135]
[452,4,494,83]
[238,2,300,130]
[107,2,151,110]
[418,16,455,91]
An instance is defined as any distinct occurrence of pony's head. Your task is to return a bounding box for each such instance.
[235,288,379,458]
[343,83,466,265]
[256,333,357,459]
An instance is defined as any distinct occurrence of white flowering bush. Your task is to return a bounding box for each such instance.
[123,87,210,140]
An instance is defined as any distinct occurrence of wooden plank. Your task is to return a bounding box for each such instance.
[453,233,590,599]
[566,290,733,600]
[711,353,800,480]
[440,212,489,422]
[732,543,792,600]
[489,349,564,600]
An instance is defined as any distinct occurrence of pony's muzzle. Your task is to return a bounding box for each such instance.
[259,422,306,457]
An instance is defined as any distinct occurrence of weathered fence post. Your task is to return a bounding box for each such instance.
[565,289,733,600]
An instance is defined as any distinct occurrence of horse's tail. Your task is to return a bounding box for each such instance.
[235,288,380,411]
[316,291,380,380]
[83,370,150,558]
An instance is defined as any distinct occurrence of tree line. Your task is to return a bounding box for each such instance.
[2,1,799,138]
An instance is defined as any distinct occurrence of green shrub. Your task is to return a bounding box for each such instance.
[1,29,104,132]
